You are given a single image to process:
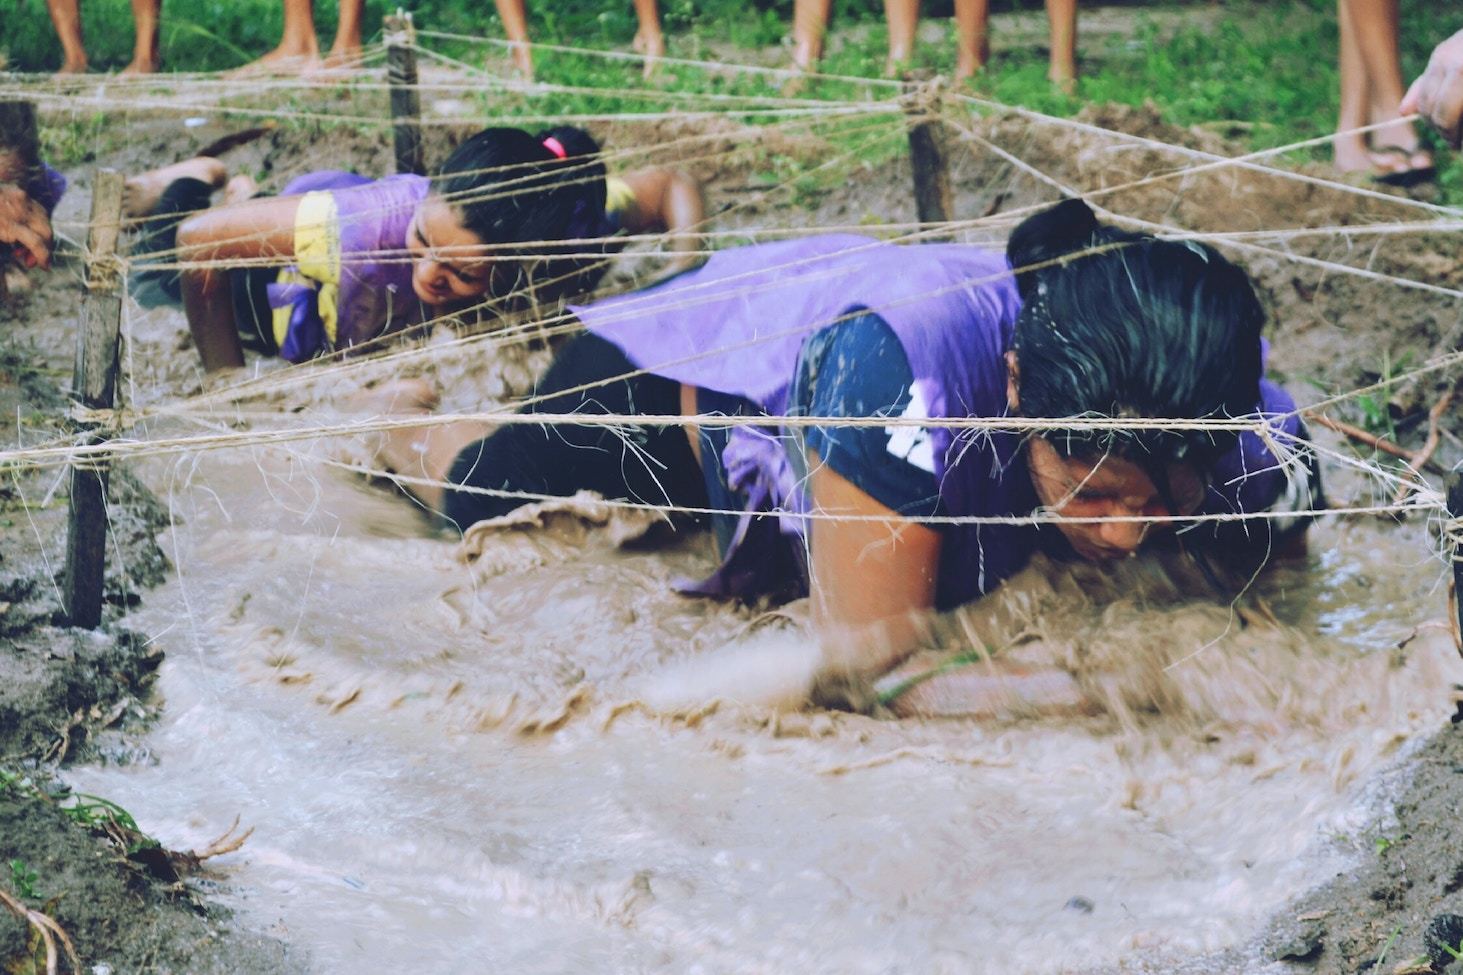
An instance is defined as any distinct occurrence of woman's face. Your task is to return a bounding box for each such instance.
[1026,437,1206,561]
[408,196,495,306]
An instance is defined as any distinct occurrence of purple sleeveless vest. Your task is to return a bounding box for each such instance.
[573,235,1035,606]
[573,235,1305,608]
[267,171,429,361]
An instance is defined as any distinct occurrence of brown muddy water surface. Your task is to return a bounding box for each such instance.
[63,379,1460,974]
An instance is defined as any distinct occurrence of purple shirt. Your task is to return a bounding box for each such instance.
[269,171,429,362]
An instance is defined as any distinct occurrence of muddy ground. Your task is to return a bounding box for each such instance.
[2,57,1462,975]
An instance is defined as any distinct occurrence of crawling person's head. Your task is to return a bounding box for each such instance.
[408,126,609,306]
[1004,198,1265,561]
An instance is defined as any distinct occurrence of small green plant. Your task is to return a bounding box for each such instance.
[1375,924,1403,968]
[7,859,40,901]
[1374,835,1397,855]
[0,769,160,856]
[59,794,161,854]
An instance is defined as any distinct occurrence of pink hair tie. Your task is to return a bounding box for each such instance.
[542,136,567,159]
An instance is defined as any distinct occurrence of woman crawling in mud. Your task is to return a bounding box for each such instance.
[124,125,705,371]
[360,198,1320,695]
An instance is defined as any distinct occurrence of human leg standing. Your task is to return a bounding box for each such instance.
[883,0,919,76]
[122,0,161,74]
[1045,0,1077,91]
[1335,0,1373,172]
[494,0,535,80]
[631,0,665,77]
[232,0,322,75]
[791,0,833,71]
[953,0,989,82]
[1336,0,1433,180]
[325,0,365,69]
[46,0,88,74]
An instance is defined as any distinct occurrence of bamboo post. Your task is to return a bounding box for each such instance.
[386,11,425,177]
[62,169,125,630]
[902,76,953,240]
[0,100,45,302]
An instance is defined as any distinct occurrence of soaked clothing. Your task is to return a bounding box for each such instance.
[442,332,706,533]
[569,235,1311,608]
[264,171,428,361]
[444,236,1313,609]
[130,169,638,363]
[36,164,67,214]
[573,234,1027,607]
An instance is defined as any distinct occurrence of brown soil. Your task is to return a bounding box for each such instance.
[1,77,1459,974]
[1,258,303,970]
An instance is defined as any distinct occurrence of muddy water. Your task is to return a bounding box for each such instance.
[67,413,1461,973]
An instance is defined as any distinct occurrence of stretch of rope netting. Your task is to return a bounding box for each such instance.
[3,26,1460,542]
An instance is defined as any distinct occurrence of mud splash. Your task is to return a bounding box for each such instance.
[63,419,1460,973]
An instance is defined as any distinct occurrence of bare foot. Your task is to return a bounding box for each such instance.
[791,39,821,73]
[120,56,159,75]
[53,59,88,78]
[632,30,664,79]
[315,43,364,74]
[507,42,534,81]
[123,157,227,218]
[954,54,984,84]
[1048,64,1076,95]
[222,174,258,207]
[229,44,322,78]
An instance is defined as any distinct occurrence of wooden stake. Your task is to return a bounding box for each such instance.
[1448,471,1463,659]
[62,169,125,630]
[0,99,44,302]
[386,11,425,177]
[902,77,953,240]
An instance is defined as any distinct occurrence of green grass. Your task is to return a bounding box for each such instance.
[7,859,40,902]
[5,0,1461,200]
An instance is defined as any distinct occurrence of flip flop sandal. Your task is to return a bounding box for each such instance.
[1368,145,1437,187]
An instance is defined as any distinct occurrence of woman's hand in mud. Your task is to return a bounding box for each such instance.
[0,183,54,271]
[1402,29,1463,148]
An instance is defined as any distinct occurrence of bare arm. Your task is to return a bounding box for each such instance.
[807,452,942,686]
[176,194,300,371]
[616,168,705,273]
[0,183,53,271]
[1401,28,1463,148]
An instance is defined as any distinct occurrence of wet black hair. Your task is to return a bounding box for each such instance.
[1006,198,1264,467]
[430,125,610,301]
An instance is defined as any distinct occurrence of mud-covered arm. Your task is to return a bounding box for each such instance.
[0,183,53,271]
[177,194,300,371]
[615,168,705,273]
[808,454,943,689]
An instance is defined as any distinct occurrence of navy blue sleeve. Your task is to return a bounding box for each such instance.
[794,313,942,520]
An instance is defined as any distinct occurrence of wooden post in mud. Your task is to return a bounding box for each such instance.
[902,76,953,240]
[0,100,44,302]
[386,11,425,177]
[62,168,125,630]
[1448,471,1463,659]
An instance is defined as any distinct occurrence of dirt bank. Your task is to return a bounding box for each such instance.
[1,264,303,971]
